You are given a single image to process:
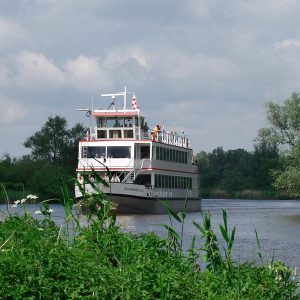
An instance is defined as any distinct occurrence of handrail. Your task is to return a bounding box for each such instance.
[154,132,190,148]
[118,157,134,179]
[122,158,145,183]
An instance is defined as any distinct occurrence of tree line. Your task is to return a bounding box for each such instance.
[1,92,300,202]
[0,116,86,202]
[196,146,283,199]
[198,92,300,199]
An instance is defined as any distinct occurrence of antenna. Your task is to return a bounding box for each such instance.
[101,86,134,110]
[77,108,91,117]
[107,95,117,110]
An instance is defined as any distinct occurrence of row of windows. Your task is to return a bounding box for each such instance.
[156,146,188,164]
[83,146,131,158]
[97,129,134,139]
[155,174,192,189]
[96,117,139,128]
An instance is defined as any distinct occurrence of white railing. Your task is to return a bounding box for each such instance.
[82,127,190,148]
[118,157,134,179]
[155,132,190,148]
[122,159,145,183]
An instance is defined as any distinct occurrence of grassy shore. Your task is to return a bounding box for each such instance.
[0,177,299,299]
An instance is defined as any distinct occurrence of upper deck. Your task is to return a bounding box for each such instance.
[79,87,191,149]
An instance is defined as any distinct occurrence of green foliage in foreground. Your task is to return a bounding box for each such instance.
[0,179,299,300]
[0,214,298,300]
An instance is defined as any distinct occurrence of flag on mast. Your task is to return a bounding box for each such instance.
[131,95,139,109]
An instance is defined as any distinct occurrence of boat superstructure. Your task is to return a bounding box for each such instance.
[75,87,201,213]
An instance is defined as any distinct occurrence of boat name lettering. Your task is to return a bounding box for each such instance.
[124,187,144,193]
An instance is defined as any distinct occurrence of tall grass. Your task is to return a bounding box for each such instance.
[0,177,298,299]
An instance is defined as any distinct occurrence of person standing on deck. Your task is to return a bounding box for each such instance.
[151,125,161,141]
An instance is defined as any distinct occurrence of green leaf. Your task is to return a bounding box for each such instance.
[219,224,229,243]
[161,201,182,223]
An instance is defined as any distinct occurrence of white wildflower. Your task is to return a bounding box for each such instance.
[20,198,26,204]
[48,209,54,214]
[14,200,20,205]
[11,204,18,208]
[35,210,42,214]
[27,194,38,200]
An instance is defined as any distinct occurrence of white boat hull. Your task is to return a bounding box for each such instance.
[75,182,201,214]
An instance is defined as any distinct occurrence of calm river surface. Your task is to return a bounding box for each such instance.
[2,199,300,275]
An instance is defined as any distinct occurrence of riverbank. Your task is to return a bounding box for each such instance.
[0,195,299,299]
[201,188,293,200]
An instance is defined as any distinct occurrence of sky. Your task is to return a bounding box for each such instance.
[1,0,300,157]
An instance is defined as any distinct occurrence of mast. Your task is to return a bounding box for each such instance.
[101,86,133,110]
[124,85,127,110]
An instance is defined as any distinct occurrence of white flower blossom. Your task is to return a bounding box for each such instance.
[20,198,26,204]
[48,209,54,214]
[14,200,20,205]
[35,210,42,214]
[27,194,38,200]
[11,204,18,208]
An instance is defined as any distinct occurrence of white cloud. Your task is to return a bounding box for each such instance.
[0,17,32,49]
[156,49,238,81]
[104,46,150,71]
[13,49,149,92]
[16,51,66,88]
[0,97,28,124]
[275,38,300,50]
[0,64,11,87]
[186,0,212,19]
[64,55,110,90]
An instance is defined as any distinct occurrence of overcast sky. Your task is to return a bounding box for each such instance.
[1,0,300,157]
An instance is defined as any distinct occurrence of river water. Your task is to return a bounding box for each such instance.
[1,199,300,275]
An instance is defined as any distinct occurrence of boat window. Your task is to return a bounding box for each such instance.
[97,130,107,139]
[106,118,117,128]
[135,117,139,127]
[97,118,106,128]
[141,146,150,159]
[140,117,145,128]
[117,117,124,127]
[124,118,133,127]
[124,130,134,138]
[85,146,106,158]
[156,147,160,160]
[109,130,122,139]
[107,146,131,158]
[134,174,151,186]
[154,174,192,189]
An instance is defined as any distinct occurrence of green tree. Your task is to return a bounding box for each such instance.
[257,93,300,197]
[27,164,69,199]
[257,92,300,147]
[195,146,280,198]
[24,115,85,170]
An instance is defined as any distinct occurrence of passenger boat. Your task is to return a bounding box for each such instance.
[75,87,201,213]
